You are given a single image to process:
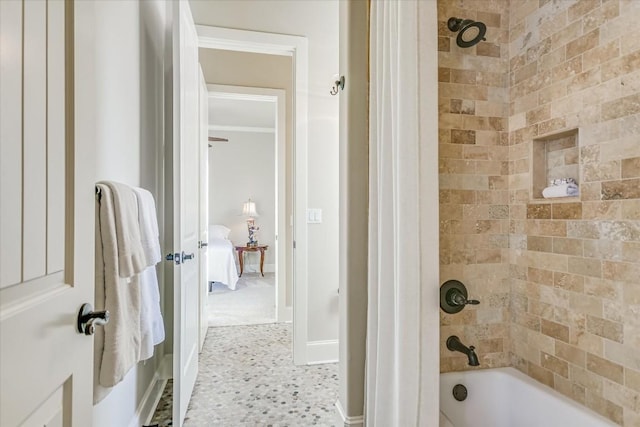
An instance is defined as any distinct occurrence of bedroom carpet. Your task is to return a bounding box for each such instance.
[149,323,339,426]
[208,273,276,326]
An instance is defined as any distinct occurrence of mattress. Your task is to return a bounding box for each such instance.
[207,238,239,290]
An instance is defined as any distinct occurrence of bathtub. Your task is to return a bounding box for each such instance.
[439,367,617,427]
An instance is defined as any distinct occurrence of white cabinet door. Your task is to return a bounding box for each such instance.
[170,1,200,425]
[198,69,209,352]
[0,1,96,425]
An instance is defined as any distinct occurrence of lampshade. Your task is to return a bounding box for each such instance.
[242,199,259,217]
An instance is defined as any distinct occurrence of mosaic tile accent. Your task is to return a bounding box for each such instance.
[150,323,338,426]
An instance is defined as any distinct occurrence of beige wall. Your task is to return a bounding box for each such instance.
[439,0,640,425]
[200,48,293,301]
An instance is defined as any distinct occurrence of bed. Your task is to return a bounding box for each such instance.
[207,225,239,290]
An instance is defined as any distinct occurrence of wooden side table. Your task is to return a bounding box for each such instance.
[235,245,269,277]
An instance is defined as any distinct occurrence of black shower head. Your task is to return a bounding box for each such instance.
[447,17,487,48]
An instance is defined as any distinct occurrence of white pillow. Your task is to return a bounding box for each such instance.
[209,224,231,240]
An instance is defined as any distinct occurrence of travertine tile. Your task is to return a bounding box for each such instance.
[552,237,584,256]
[556,341,587,367]
[587,353,625,385]
[601,93,640,121]
[451,129,477,145]
[586,390,624,424]
[552,202,583,220]
[554,271,585,292]
[439,1,640,423]
[477,42,501,58]
[603,380,640,419]
[439,67,451,82]
[584,277,621,301]
[555,375,587,404]
[528,235,552,252]
[584,1,620,33]
[587,315,624,343]
[568,256,602,278]
[439,37,451,52]
[541,351,569,378]
[582,201,621,220]
[528,361,555,387]
[621,157,640,179]
[541,318,570,343]
[439,0,510,376]
[625,368,640,393]
[568,0,601,22]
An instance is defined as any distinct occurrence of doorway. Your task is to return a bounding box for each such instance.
[205,85,288,326]
[165,4,341,424]
[196,26,310,364]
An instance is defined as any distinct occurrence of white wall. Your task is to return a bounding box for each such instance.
[92,1,167,426]
[209,131,276,268]
[190,0,340,343]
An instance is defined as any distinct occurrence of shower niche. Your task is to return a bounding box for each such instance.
[531,128,580,201]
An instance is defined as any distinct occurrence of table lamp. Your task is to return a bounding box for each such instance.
[242,198,259,246]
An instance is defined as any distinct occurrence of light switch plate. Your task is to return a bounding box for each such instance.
[307,208,322,224]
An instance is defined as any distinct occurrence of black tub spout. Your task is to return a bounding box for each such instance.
[447,335,480,366]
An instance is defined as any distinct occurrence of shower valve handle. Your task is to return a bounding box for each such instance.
[440,280,480,314]
[449,290,479,306]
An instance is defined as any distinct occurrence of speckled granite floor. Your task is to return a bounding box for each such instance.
[149,323,339,426]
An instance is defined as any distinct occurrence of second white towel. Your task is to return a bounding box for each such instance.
[133,187,165,361]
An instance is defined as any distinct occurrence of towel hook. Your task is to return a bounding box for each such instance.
[330,75,345,95]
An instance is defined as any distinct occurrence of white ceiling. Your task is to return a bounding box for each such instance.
[208,95,276,131]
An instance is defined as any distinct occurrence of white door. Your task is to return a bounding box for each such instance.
[198,69,209,351]
[0,0,96,425]
[170,1,200,425]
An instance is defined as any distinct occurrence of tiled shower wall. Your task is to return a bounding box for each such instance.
[438,0,511,371]
[509,0,640,425]
[439,0,640,425]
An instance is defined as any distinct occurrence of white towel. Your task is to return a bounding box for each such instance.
[98,181,147,278]
[132,187,162,265]
[94,184,142,403]
[132,187,165,361]
[138,266,165,360]
[542,183,579,198]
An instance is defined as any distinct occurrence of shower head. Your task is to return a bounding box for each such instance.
[447,17,487,48]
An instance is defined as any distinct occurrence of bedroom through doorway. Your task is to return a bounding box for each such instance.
[196,25,307,366]
[205,84,287,327]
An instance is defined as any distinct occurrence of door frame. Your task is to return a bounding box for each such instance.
[198,68,209,351]
[197,26,309,364]
[206,84,288,323]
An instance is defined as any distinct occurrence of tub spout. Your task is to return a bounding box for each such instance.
[447,335,480,366]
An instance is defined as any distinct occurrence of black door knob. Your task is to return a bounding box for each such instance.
[77,303,110,336]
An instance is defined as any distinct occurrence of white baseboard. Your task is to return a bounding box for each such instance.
[335,399,365,427]
[159,353,173,379]
[306,339,339,365]
[129,370,166,427]
[278,305,292,323]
